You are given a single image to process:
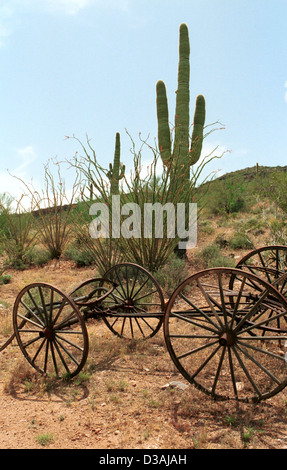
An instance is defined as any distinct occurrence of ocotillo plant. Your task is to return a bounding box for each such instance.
[107,132,125,195]
[156,23,206,194]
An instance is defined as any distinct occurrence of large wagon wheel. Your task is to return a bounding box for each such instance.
[164,267,287,402]
[235,245,287,283]
[102,263,165,340]
[13,283,89,378]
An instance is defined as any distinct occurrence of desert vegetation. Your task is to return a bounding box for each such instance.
[0,163,287,449]
[0,22,287,450]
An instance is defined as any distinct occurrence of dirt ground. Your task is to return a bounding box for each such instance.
[1,251,287,452]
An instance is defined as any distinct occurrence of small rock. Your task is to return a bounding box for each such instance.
[161,381,188,391]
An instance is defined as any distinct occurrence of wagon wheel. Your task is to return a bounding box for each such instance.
[231,245,287,331]
[228,272,287,335]
[102,263,165,340]
[69,278,117,307]
[235,245,287,284]
[164,267,287,402]
[13,283,89,378]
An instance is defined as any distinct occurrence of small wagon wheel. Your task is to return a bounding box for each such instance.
[13,283,89,378]
[235,245,287,283]
[102,263,165,340]
[69,278,117,307]
[230,248,287,331]
[164,267,287,402]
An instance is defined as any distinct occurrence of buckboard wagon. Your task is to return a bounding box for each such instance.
[1,245,287,403]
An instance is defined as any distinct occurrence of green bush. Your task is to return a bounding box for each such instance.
[154,253,189,296]
[64,243,95,267]
[215,234,229,248]
[0,274,11,285]
[269,172,287,213]
[199,243,235,268]
[209,179,247,215]
[198,220,215,235]
[242,217,266,236]
[228,233,254,250]
[0,194,37,269]
[26,246,52,267]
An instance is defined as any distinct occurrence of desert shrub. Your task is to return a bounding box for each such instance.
[228,233,254,250]
[25,246,52,267]
[154,253,189,296]
[0,194,37,269]
[67,130,224,272]
[268,171,287,213]
[209,179,247,215]
[14,161,80,260]
[64,242,95,267]
[198,220,215,235]
[0,195,13,239]
[199,243,235,268]
[266,215,287,245]
[242,217,266,236]
[67,218,122,274]
[215,234,229,248]
[0,273,11,285]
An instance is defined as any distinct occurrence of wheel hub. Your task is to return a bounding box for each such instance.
[39,327,54,340]
[125,298,134,307]
[219,330,236,347]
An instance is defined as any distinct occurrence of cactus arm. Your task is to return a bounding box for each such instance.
[189,94,206,165]
[156,80,171,165]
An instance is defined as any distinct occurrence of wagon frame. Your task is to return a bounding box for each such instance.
[1,245,287,403]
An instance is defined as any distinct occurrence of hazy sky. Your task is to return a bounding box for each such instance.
[0,0,286,200]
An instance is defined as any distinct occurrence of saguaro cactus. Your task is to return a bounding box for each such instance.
[156,23,206,186]
[107,132,125,195]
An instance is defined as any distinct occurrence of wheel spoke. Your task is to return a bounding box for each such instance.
[212,346,227,397]
[236,342,282,386]
[179,293,221,332]
[196,280,225,329]
[231,346,262,398]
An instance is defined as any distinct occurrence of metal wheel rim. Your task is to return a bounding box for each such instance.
[69,278,116,307]
[164,267,287,402]
[13,282,89,378]
[102,263,165,340]
[235,245,287,283]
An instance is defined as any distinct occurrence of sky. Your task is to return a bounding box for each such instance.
[0,0,286,204]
